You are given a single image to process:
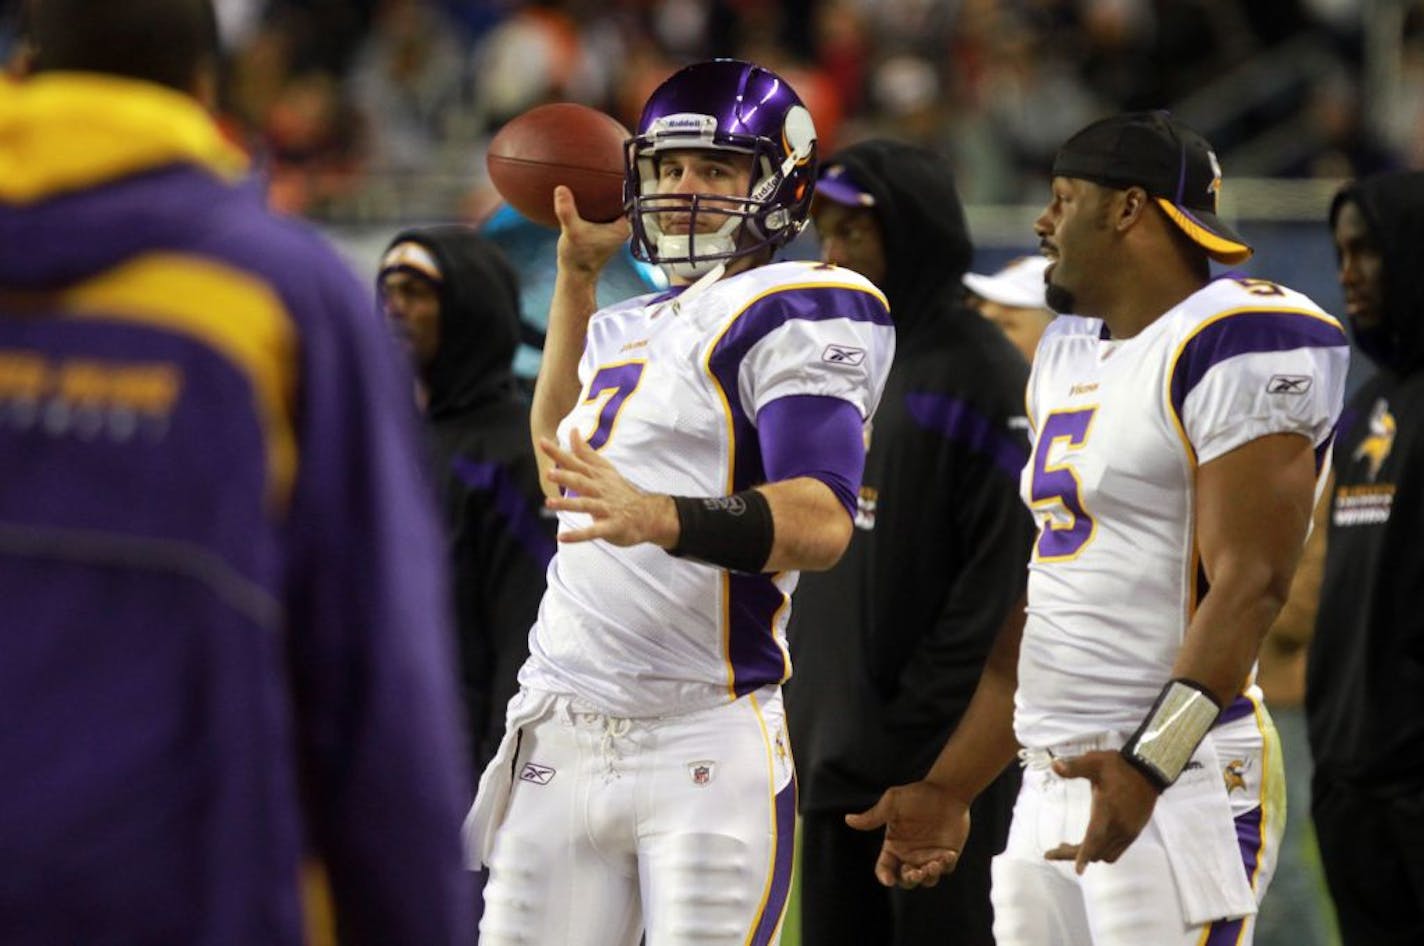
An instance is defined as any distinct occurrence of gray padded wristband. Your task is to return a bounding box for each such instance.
[1121,678,1223,792]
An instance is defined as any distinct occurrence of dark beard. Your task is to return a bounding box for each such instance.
[1045,280,1076,314]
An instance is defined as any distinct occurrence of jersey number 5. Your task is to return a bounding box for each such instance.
[581,361,646,450]
[1029,407,1098,560]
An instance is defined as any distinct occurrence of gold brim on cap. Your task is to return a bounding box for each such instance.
[1156,198,1252,264]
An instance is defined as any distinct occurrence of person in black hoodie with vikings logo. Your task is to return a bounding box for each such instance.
[378,227,556,775]
[785,140,1036,946]
[1308,171,1424,946]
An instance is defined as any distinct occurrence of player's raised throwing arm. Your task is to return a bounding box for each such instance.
[531,185,632,498]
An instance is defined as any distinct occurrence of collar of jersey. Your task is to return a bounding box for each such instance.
[0,73,248,204]
[668,263,726,314]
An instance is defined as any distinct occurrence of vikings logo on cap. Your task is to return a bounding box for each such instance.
[1207,149,1223,203]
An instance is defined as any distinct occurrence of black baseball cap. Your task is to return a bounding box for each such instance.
[1051,111,1252,264]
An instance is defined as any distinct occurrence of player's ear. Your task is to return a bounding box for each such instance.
[1112,185,1151,234]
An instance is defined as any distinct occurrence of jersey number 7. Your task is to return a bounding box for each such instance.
[581,361,646,450]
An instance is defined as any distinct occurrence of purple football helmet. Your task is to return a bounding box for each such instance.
[625,59,818,278]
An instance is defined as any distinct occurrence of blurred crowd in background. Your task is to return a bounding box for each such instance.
[2,0,1420,224]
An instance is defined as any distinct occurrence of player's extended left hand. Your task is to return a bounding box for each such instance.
[845,781,972,890]
[1044,750,1159,874]
[539,435,678,548]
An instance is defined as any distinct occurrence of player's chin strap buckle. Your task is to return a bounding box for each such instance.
[1120,678,1222,792]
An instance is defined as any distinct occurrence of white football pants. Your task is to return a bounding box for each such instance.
[478,685,796,946]
[991,709,1284,946]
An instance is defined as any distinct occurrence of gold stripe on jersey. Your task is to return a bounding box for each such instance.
[1249,693,1284,894]
[770,583,792,684]
[62,252,298,510]
[705,299,741,700]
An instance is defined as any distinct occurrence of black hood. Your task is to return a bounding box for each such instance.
[820,139,974,333]
[1330,171,1424,376]
[383,226,522,418]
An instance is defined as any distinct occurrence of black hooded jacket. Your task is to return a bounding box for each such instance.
[384,226,555,772]
[785,141,1036,812]
[1308,173,1424,791]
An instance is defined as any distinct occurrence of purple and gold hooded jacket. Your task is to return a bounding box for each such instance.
[0,75,472,945]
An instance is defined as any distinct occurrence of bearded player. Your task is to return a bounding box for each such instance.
[850,111,1348,945]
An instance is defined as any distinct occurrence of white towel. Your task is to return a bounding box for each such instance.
[1153,735,1258,925]
[462,688,556,870]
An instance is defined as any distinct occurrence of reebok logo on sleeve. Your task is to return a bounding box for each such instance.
[1266,374,1312,395]
[822,344,866,366]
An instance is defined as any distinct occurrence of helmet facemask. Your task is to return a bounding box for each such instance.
[624,62,818,281]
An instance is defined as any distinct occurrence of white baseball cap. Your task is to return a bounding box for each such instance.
[962,255,1051,309]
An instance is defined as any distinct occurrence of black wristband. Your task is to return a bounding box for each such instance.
[669,489,775,573]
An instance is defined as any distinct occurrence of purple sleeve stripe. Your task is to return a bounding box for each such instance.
[905,393,1029,478]
[1169,309,1348,421]
[451,458,556,567]
[756,395,865,519]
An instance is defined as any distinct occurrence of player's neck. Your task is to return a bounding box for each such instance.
[1099,268,1205,340]
[669,251,762,287]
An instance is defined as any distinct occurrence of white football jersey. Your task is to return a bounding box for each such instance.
[1015,276,1349,748]
[520,261,894,717]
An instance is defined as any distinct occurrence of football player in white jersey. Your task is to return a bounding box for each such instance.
[848,111,1349,946]
[466,60,895,946]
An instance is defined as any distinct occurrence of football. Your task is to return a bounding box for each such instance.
[486,103,631,229]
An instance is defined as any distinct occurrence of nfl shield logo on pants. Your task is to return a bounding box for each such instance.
[688,761,715,786]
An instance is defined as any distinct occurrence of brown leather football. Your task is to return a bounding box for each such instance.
[486,103,630,229]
